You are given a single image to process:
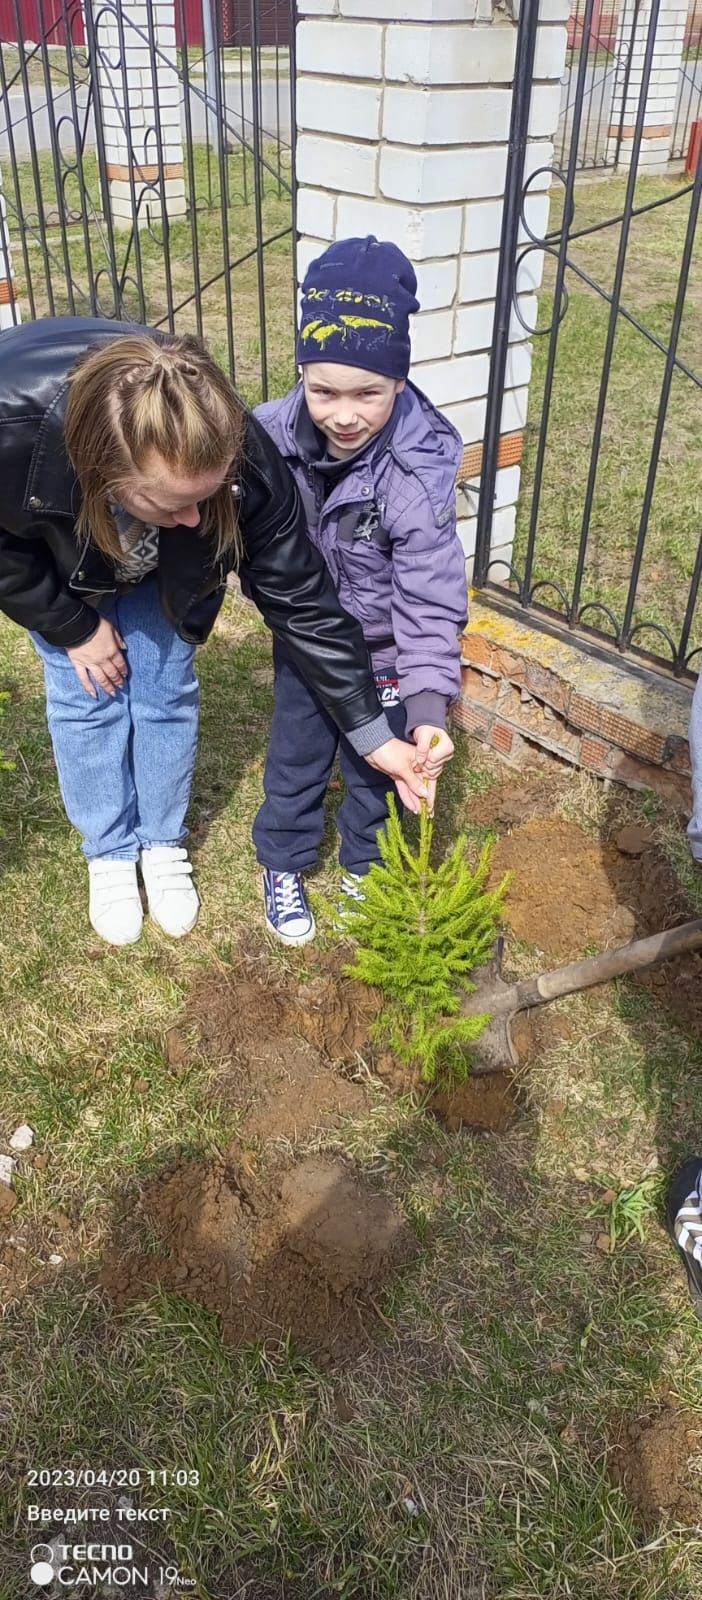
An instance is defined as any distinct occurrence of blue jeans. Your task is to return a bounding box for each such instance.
[31,576,199,860]
[253,641,406,876]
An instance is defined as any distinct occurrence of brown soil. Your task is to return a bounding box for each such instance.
[177,944,509,1136]
[428,1070,519,1133]
[373,1050,519,1132]
[490,816,702,1038]
[490,818,637,961]
[101,1152,417,1363]
[187,945,382,1074]
[610,1399,702,1526]
[165,949,376,1146]
[470,769,563,830]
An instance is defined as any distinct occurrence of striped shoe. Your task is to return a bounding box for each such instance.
[334,871,367,930]
[666,1156,702,1319]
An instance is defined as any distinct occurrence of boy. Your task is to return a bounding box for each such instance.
[253,235,467,945]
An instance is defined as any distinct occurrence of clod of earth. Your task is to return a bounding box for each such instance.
[614,824,655,856]
[101,1154,417,1363]
[610,1400,702,1526]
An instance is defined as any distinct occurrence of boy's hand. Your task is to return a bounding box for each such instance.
[366,737,436,815]
[412,726,454,779]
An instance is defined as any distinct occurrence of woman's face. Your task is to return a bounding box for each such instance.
[118,450,228,529]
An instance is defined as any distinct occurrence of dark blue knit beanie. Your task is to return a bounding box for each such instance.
[297,235,420,380]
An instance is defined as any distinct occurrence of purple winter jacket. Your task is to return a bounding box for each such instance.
[255,380,467,733]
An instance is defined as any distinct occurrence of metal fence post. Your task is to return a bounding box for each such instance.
[474,0,541,588]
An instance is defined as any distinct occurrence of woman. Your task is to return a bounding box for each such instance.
[0,317,434,946]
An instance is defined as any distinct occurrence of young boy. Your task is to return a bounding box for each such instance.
[253,235,468,945]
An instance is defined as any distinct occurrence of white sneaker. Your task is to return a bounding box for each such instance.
[88,858,143,946]
[140,846,199,938]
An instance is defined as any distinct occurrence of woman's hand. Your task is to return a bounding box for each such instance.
[411,725,455,780]
[366,737,437,815]
[67,617,128,698]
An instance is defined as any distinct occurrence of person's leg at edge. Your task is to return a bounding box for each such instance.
[337,678,407,904]
[124,576,200,938]
[30,596,143,946]
[252,641,339,945]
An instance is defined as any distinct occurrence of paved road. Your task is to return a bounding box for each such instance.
[0,73,292,162]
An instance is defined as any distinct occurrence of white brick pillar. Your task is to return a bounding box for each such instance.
[295,0,569,584]
[0,161,19,329]
[607,0,688,171]
[88,0,186,227]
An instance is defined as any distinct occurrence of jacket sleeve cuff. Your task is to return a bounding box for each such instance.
[345,712,394,757]
[38,607,101,649]
[403,691,448,735]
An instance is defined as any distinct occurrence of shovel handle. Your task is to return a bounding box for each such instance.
[481,918,702,1018]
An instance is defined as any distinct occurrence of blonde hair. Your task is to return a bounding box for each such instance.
[65,331,245,562]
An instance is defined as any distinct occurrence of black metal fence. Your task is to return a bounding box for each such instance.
[0,0,297,404]
[476,0,702,676]
[559,0,702,173]
[556,0,624,171]
[672,0,702,160]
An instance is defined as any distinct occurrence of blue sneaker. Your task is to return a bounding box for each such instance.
[262,869,316,947]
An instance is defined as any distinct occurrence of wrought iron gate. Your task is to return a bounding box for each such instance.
[476,0,702,677]
[0,0,296,404]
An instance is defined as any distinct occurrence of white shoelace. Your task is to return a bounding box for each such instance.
[272,873,306,918]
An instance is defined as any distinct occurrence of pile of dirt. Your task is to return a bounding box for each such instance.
[101,1153,417,1363]
[610,1399,702,1526]
[186,947,382,1072]
[174,945,509,1136]
[165,950,376,1146]
[490,816,702,1038]
[490,818,637,962]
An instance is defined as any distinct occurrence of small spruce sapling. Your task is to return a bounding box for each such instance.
[340,796,509,1084]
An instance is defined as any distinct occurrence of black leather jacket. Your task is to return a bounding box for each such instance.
[0,316,384,740]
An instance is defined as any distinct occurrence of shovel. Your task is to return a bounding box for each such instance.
[461,920,702,1076]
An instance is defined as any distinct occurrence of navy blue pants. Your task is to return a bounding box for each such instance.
[253,642,406,875]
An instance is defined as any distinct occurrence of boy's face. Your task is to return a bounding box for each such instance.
[302,362,405,459]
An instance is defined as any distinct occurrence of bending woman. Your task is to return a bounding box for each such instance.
[0,317,430,945]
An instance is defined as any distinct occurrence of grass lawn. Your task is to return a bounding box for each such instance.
[1,596,702,1598]
[513,172,702,662]
[4,145,296,408]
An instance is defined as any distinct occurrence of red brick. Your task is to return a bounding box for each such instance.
[570,693,666,764]
[453,698,491,737]
[608,749,690,805]
[581,736,610,771]
[490,720,514,756]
